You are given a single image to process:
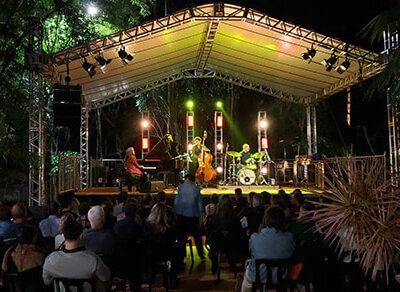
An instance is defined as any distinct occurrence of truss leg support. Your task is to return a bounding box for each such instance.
[306,104,317,156]
[80,105,89,189]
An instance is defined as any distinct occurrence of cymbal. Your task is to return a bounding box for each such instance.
[252,152,262,159]
[227,151,242,157]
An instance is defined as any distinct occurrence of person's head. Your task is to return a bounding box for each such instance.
[261,191,271,205]
[11,202,27,222]
[157,191,166,203]
[248,192,256,206]
[234,188,243,198]
[143,194,153,207]
[252,195,265,208]
[126,147,135,156]
[185,173,195,182]
[278,189,286,196]
[78,202,90,217]
[62,218,83,242]
[48,201,60,216]
[194,137,201,146]
[102,201,114,216]
[87,206,105,229]
[124,200,138,218]
[263,206,286,232]
[147,203,168,232]
[242,144,250,153]
[291,191,305,208]
[271,195,288,210]
[59,213,74,232]
[211,193,218,205]
[16,225,36,245]
[58,195,72,210]
[118,191,128,203]
[236,196,249,209]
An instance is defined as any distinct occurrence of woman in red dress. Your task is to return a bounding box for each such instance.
[124,147,144,191]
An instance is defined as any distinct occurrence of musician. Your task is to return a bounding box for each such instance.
[240,144,252,165]
[124,147,144,192]
[188,137,210,175]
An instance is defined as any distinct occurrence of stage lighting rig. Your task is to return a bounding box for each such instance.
[336,59,350,74]
[301,48,316,63]
[86,4,99,16]
[82,58,96,77]
[118,47,134,65]
[95,55,112,73]
[141,120,149,128]
[216,101,223,108]
[321,54,338,72]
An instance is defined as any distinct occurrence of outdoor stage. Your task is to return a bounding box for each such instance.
[75,185,323,198]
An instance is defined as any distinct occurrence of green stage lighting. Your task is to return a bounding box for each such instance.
[216,101,223,108]
[186,100,194,109]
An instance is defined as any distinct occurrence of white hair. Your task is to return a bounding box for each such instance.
[87,205,105,228]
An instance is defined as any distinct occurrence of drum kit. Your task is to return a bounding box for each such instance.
[226,150,270,185]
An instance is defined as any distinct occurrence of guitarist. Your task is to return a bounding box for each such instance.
[188,136,211,176]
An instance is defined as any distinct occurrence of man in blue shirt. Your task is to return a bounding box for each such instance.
[241,206,295,292]
[174,174,204,260]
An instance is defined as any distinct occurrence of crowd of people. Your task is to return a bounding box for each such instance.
[0,174,383,292]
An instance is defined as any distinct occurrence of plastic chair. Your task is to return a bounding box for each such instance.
[252,258,294,292]
[53,278,95,292]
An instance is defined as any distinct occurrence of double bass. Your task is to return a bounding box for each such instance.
[195,131,216,183]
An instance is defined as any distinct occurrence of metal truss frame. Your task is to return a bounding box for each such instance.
[186,111,195,149]
[141,111,150,160]
[214,111,224,169]
[306,104,317,155]
[80,104,89,189]
[27,18,46,206]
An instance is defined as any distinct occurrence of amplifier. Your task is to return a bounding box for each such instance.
[140,180,164,193]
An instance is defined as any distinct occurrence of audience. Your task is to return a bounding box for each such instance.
[247,195,266,235]
[0,205,14,240]
[137,194,154,223]
[174,173,205,261]
[102,201,117,229]
[43,218,111,292]
[58,195,76,218]
[205,193,219,218]
[157,191,177,224]
[39,201,61,238]
[241,206,295,292]
[2,225,46,291]
[290,190,305,219]
[77,202,91,228]
[271,194,290,220]
[113,191,128,220]
[54,212,74,250]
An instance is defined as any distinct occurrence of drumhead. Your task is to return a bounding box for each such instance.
[238,168,256,185]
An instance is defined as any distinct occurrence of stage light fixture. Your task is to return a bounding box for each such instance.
[216,166,223,173]
[141,120,149,128]
[216,101,223,108]
[86,4,99,16]
[187,143,193,151]
[336,59,351,74]
[118,47,134,65]
[259,120,268,128]
[186,100,194,109]
[95,55,112,73]
[142,138,149,150]
[82,58,96,77]
[187,115,194,127]
[217,143,223,150]
[261,167,268,175]
[261,137,269,150]
[321,54,338,72]
[301,48,316,63]
[216,115,224,128]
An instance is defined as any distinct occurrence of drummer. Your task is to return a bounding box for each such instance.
[239,144,252,166]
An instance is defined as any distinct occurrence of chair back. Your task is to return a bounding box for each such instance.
[252,258,289,292]
[54,278,95,292]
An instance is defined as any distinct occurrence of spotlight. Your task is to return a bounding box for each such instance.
[261,167,268,175]
[301,48,316,63]
[187,143,193,151]
[186,100,194,109]
[216,101,223,108]
[216,166,223,173]
[86,4,99,16]
[95,55,112,73]
[321,54,338,72]
[336,60,351,74]
[82,58,96,77]
[217,143,223,150]
[141,120,149,128]
[118,47,134,65]
[259,120,268,128]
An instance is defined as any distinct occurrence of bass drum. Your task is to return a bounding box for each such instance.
[238,168,256,185]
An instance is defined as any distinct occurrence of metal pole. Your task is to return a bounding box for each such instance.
[306,104,312,156]
[80,104,89,189]
[312,104,317,154]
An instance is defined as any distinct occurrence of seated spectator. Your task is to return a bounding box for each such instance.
[205,193,219,218]
[248,192,256,207]
[81,206,117,268]
[58,195,76,218]
[39,201,61,237]
[234,196,250,219]
[278,189,292,209]
[271,195,290,220]
[113,200,143,240]
[43,219,111,292]
[113,191,128,221]
[207,198,247,274]
[137,194,154,223]
[260,191,271,206]
[54,213,75,250]
[157,191,176,224]
[247,195,266,235]
[101,201,116,229]
[241,207,295,292]
[2,225,46,292]
[77,202,91,228]
[0,204,14,240]
[290,190,305,220]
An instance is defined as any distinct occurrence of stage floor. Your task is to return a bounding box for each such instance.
[75,185,323,197]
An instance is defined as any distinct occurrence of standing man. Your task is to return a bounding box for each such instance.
[174,174,205,261]
[240,144,252,166]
